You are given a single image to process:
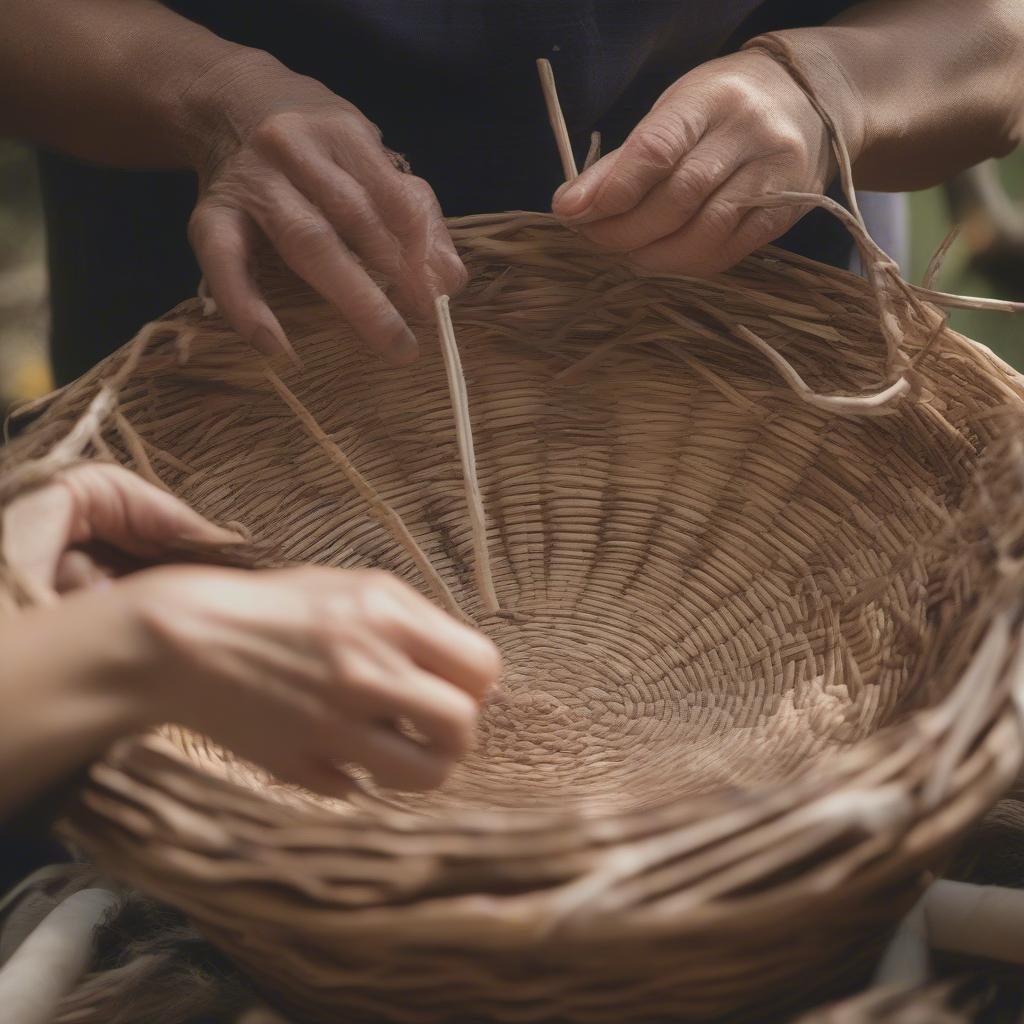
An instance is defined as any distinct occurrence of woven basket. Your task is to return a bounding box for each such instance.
[3,201,1024,1021]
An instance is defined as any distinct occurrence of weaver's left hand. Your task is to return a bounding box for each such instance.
[551,49,837,276]
[2,463,240,596]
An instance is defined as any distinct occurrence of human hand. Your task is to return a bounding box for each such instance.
[1,463,240,599]
[125,565,501,794]
[551,49,838,276]
[185,53,467,365]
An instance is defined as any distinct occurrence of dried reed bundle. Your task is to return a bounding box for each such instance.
[2,55,1024,1024]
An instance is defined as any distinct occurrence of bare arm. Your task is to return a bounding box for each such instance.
[0,0,238,167]
[0,466,501,822]
[0,0,466,363]
[746,0,1024,191]
[554,0,1024,275]
[0,587,153,821]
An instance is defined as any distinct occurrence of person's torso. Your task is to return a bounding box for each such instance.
[164,0,854,214]
[40,0,895,385]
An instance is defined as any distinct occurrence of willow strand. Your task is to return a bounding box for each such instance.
[434,296,500,614]
[263,366,466,620]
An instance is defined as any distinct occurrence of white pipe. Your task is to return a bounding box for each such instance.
[873,898,930,986]
[0,887,118,1024]
[925,879,1024,964]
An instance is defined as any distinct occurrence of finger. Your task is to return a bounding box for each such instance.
[371,173,468,314]
[292,757,358,799]
[327,645,480,758]
[188,203,298,365]
[237,1008,296,1024]
[251,180,419,365]
[385,589,502,699]
[552,101,710,224]
[327,717,454,792]
[628,162,798,276]
[309,568,501,699]
[54,549,114,593]
[575,135,744,252]
[320,124,467,308]
[59,464,243,557]
[249,744,356,798]
[274,145,415,309]
[1,482,74,593]
[1,465,230,592]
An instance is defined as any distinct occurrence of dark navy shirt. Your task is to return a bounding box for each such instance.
[38,0,877,384]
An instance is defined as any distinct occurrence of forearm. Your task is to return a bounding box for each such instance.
[0,0,269,168]
[746,0,1024,191]
[0,589,151,821]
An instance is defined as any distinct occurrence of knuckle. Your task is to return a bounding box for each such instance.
[344,285,396,327]
[251,111,305,156]
[354,578,403,631]
[577,220,629,252]
[476,639,503,683]
[401,175,435,203]
[700,199,739,242]
[747,206,794,245]
[328,648,381,697]
[385,175,436,230]
[630,122,682,172]
[668,160,719,208]
[416,756,454,791]
[276,214,336,256]
[186,206,207,245]
[440,695,478,754]
[340,188,379,231]
[718,73,765,114]
[382,755,452,793]
[187,203,221,248]
[443,253,470,293]
[762,120,808,158]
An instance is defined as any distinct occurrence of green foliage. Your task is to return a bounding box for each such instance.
[909,152,1024,369]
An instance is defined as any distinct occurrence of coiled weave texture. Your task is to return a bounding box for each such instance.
[3,213,1024,1022]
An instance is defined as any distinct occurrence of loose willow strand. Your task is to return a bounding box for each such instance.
[0,321,155,504]
[263,366,466,620]
[435,296,500,614]
[733,323,911,414]
[923,224,962,291]
[536,59,578,182]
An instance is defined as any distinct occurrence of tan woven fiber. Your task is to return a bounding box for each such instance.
[0,208,1023,1021]
[5,54,1024,1022]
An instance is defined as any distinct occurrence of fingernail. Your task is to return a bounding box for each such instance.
[444,251,470,292]
[554,181,588,217]
[177,524,247,547]
[387,326,419,365]
[484,685,508,707]
[251,326,303,371]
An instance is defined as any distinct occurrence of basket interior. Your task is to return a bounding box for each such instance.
[87,219,1001,818]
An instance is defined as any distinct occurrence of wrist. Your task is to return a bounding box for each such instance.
[742,30,867,169]
[0,588,162,821]
[167,44,288,173]
[115,567,204,721]
[4,586,158,747]
[164,44,284,171]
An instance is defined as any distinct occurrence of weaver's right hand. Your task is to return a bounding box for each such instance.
[120,565,501,794]
[184,51,467,365]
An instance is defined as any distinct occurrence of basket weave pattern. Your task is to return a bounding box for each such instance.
[3,212,1024,1022]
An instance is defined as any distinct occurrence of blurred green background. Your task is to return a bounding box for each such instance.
[0,142,1021,415]
[908,150,1024,368]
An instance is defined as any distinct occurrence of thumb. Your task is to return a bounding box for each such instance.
[551,151,618,222]
[61,464,243,556]
[3,464,241,594]
[552,90,707,224]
